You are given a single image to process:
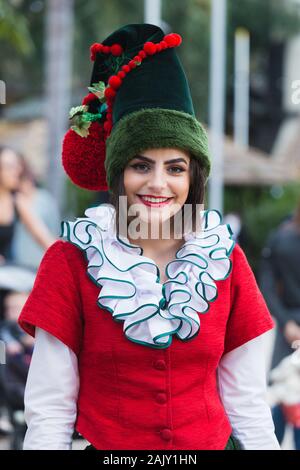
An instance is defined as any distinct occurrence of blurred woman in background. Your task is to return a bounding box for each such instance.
[0,145,56,267]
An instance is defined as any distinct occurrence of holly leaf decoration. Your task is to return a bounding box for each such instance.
[69,105,88,120]
[70,120,91,138]
[88,81,106,102]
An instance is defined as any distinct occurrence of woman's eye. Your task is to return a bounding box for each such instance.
[131,163,149,171]
[168,167,185,173]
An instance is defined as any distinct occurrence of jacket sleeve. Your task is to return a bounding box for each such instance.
[223,243,275,355]
[18,240,83,357]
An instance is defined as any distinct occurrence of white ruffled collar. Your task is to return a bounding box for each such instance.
[61,203,235,349]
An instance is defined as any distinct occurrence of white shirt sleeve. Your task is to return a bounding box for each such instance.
[23,327,79,450]
[217,333,281,450]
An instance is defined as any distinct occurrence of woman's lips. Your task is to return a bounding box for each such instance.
[137,195,173,207]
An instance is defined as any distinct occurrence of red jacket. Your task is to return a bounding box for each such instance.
[19,240,274,450]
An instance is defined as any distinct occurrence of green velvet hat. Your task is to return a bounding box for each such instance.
[62,23,211,191]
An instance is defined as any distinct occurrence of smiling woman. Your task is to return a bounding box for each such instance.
[110,148,207,242]
[18,23,280,451]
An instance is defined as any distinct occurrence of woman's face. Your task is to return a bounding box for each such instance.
[0,149,23,191]
[123,148,190,230]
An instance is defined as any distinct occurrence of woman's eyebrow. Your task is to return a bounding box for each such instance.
[133,154,188,165]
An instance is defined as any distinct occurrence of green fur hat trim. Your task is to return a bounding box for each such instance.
[105,107,211,190]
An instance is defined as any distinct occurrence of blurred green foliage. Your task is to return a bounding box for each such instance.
[224,183,300,271]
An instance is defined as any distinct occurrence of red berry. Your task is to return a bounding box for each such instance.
[156,44,162,52]
[160,41,168,49]
[111,44,123,56]
[138,50,147,59]
[90,43,103,60]
[129,60,137,69]
[117,71,126,79]
[82,93,96,105]
[108,75,122,89]
[143,42,156,55]
[122,65,130,73]
[102,45,110,54]
[164,33,182,47]
[104,87,116,99]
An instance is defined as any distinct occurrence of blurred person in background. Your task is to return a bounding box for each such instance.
[259,203,300,449]
[11,153,60,270]
[0,290,34,449]
[0,145,56,268]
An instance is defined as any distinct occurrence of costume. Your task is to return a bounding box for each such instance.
[18,24,279,450]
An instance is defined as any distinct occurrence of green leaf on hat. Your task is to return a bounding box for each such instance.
[69,105,88,120]
[88,81,106,102]
[70,120,91,138]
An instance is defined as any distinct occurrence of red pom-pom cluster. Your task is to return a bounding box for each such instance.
[62,121,108,191]
[90,42,124,61]
[102,32,183,138]
[82,92,97,105]
[142,33,182,56]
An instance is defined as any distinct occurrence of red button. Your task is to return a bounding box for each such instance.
[154,360,166,370]
[156,393,167,404]
[160,428,172,441]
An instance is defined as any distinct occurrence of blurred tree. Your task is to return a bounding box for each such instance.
[0,0,33,54]
[0,0,44,101]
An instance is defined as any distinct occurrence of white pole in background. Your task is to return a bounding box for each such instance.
[208,0,227,214]
[144,0,161,26]
[45,0,73,211]
[234,28,250,149]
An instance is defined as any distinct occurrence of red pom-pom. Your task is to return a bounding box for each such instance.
[143,42,156,55]
[128,60,137,69]
[108,75,122,90]
[117,71,126,79]
[82,92,96,105]
[122,65,130,73]
[90,43,103,60]
[160,40,168,49]
[102,45,110,54]
[62,121,108,191]
[111,44,123,56]
[164,33,182,47]
[156,44,162,52]
[104,87,116,99]
[138,50,147,59]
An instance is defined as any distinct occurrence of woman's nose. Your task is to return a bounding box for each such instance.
[147,168,167,190]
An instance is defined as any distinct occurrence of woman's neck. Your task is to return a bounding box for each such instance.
[126,219,185,256]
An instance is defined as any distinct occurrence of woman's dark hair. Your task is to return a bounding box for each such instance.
[108,155,208,237]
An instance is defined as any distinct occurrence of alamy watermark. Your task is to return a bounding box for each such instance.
[0,341,6,365]
[96,198,205,241]
[0,80,6,104]
[291,80,300,105]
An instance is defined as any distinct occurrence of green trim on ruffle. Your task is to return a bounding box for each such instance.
[61,204,235,349]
